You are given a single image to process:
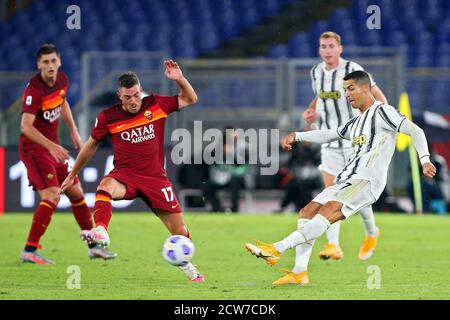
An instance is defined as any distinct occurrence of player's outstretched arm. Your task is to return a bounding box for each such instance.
[281,128,342,150]
[21,113,69,163]
[61,100,83,150]
[164,59,198,109]
[295,129,341,144]
[61,137,100,192]
[398,119,436,178]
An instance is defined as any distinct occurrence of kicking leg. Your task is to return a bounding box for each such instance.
[273,201,321,285]
[155,209,204,282]
[245,200,345,266]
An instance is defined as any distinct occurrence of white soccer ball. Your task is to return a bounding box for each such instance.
[162,235,195,266]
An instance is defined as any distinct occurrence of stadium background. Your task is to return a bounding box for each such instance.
[0,0,449,214]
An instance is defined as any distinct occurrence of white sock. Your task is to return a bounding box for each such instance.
[326,220,341,246]
[274,214,330,253]
[293,218,315,274]
[359,206,377,236]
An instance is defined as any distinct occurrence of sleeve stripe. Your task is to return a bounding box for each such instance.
[397,117,407,132]
[339,116,358,137]
[311,64,318,82]
[378,107,397,130]
[311,64,318,95]
[337,127,345,139]
[345,61,350,75]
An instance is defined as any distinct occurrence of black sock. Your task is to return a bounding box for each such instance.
[24,245,37,252]
[88,243,97,249]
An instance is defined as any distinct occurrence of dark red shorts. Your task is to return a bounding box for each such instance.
[107,170,182,213]
[19,148,79,191]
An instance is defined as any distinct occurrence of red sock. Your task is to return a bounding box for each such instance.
[26,200,56,249]
[93,190,112,229]
[71,197,93,231]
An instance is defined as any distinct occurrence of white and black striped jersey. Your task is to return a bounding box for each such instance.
[311,57,375,149]
[334,102,406,198]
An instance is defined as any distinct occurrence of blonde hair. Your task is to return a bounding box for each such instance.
[319,31,342,45]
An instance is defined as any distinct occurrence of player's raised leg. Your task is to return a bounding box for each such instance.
[155,209,204,282]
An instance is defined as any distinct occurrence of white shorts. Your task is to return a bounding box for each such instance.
[312,179,376,218]
[319,148,354,176]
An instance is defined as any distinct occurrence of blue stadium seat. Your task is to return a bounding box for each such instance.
[384,31,407,46]
[268,44,288,58]
[258,0,281,17]
[288,34,312,57]
[3,0,447,111]
[196,28,219,53]
[359,30,382,46]
[414,54,433,68]
[436,55,450,67]
[309,20,329,43]
[288,32,309,48]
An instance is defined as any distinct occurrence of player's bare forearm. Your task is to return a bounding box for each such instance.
[68,137,99,178]
[176,76,198,109]
[371,85,388,104]
[21,113,69,163]
[21,113,57,150]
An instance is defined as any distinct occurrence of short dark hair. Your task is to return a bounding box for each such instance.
[343,70,371,85]
[37,43,60,60]
[118,71,140,88]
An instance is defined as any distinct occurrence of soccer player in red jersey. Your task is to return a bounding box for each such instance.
[61,61,204,282]
[19,44,117,265]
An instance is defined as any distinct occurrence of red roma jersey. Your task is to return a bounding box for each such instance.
[91,94,179,176]
[19,71,69,152]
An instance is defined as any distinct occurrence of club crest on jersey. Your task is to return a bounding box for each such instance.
[60,90,66,98]
[319,90,341,100]
[144,110,152,120]
[353,134,367,146]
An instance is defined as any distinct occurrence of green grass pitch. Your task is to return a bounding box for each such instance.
[0,213,449,300]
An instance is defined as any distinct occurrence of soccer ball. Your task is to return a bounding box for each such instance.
[162,235,195,266]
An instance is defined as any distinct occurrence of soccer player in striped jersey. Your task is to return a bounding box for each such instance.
[302,31,388,263]
[19,44,116,265]
[246,70,436,284]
